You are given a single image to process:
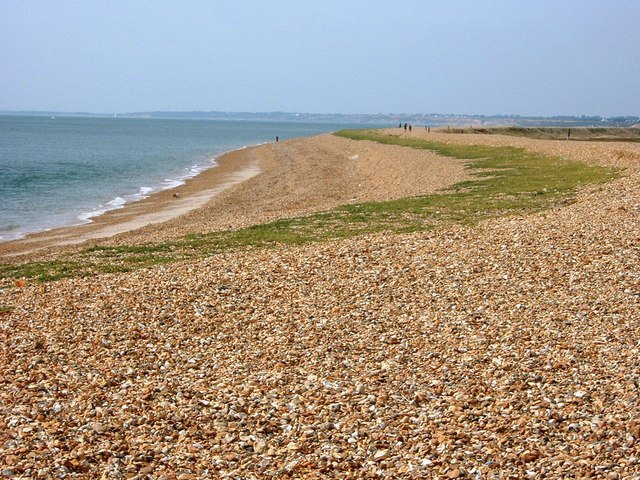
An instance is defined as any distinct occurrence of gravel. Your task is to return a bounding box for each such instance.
[1,132,639,478]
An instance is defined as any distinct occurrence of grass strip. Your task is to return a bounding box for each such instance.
[1,130,619,283]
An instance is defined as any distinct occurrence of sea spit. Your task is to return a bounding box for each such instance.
[1,130,639,478]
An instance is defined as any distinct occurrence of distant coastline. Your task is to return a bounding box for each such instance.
[1,110,638,128]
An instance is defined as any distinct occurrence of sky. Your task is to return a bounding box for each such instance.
[1,0,639,117]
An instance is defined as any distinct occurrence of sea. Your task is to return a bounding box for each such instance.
[0,115,386,242]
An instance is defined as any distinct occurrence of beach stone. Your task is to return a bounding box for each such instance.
[1,129,639,478]
[373,449,390,461]
[447,468,462,478]
[521,451,540,462]
[91,422,108,434]
[253,439,267,453]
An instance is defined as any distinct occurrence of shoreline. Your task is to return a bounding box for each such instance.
[0,131,477,261]
[4,127,637,263]
[0,144,263,259]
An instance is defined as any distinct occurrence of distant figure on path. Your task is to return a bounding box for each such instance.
[567,129,571,140]
[404,123,407,131]
[409,125,412,132]
[276,136,279,142]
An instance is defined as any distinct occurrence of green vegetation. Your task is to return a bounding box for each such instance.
[0,130,619,283]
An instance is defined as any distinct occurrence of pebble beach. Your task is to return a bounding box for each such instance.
[1,129,639,478]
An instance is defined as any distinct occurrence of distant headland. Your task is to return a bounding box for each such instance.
[1,110,638,127]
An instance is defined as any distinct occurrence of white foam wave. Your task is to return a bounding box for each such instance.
[160,160,216,190]
[161,178,185,190]
[78,196,126,222]
[76,158,219,224]
[78,209,105,222]
[107,196,126,208]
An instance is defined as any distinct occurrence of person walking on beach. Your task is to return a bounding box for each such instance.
[276,136,279,142]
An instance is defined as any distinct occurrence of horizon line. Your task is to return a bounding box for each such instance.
[1,110,638,120]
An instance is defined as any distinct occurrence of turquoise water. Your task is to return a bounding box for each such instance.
[0,116,377,241]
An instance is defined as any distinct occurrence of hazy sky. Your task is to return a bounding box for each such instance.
[1,1,639,117]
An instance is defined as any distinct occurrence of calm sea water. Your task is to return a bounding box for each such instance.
[0,115,377,242]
